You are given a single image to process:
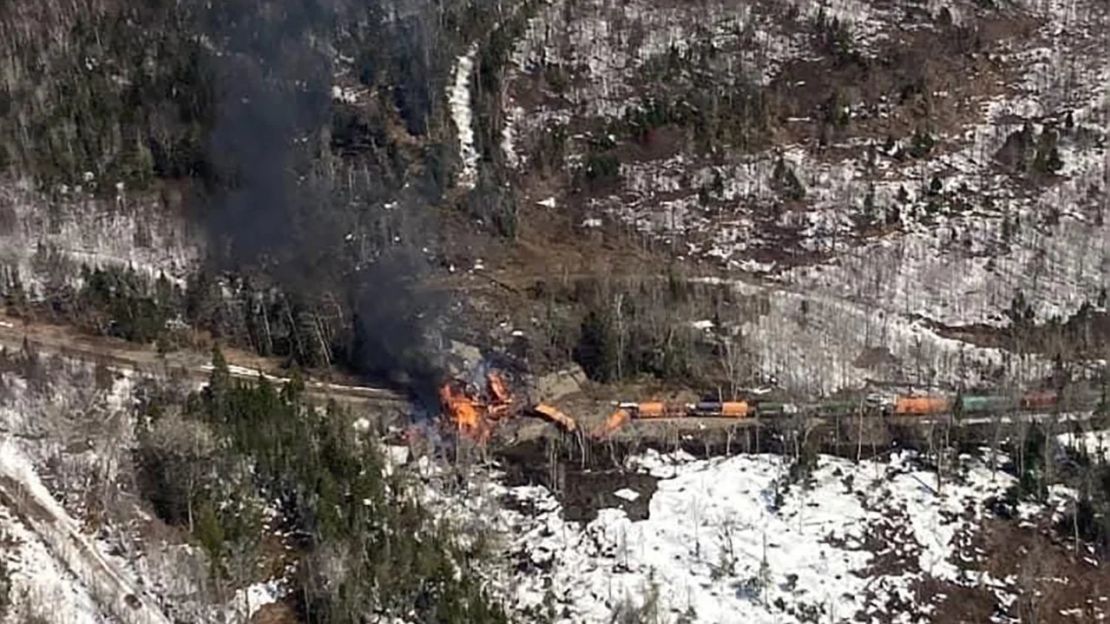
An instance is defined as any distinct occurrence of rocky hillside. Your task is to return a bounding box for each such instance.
[481,0,1110,395]
[1,0,1108,623]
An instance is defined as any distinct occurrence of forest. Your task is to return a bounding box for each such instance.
[0,0,1108,620]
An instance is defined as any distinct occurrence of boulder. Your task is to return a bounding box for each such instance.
[533,364,586,402]
[446,340,483,375]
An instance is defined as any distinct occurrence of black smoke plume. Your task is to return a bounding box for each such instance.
[192,0,455,404]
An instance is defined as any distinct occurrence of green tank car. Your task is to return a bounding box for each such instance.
[821,401,862,417]
[959,395,1014,413]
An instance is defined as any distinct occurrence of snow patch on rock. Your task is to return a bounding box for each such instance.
[449,46,480,189]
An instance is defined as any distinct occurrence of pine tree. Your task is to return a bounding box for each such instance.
[206,345,231,424]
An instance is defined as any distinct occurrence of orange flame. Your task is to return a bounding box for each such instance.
[441,370,582,442]
[439,370,518,443]
[439,382,485,440]
[485,372,513,421]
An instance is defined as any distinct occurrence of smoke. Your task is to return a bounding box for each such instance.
[193,1,453,404]
[349,252,446,407]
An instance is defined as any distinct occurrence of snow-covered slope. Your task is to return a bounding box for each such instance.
[439,449,1057,623]
[0,503,106,624]
[0,178,202,295]
[498,0,1110,396]
[0,360,271,624]
[0,440,172,624]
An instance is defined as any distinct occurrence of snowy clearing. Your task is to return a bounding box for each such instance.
[434,449,1033,623]
[1058,428,1110,462]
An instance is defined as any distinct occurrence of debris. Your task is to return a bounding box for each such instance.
[530,403,577,433]
[446,340,483,374]
[593,408,631,438]
[439,369,579,441]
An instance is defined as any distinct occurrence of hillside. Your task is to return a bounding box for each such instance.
[0,0,1108,622]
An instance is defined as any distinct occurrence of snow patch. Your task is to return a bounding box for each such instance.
[449,46,480,189]
[0,504,106,624]
[0,439,172,624]
[1058,428,1110,462]
[613,488,641,502]
[459,450,1020,623]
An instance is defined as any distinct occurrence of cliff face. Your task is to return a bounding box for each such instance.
[0,180,202,295]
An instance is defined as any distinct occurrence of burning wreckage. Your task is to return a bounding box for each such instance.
[436,369,770,443]
[437,376,1106,445]
[438,370,577,442]
[438,379,772,444]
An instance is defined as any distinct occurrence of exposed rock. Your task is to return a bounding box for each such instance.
[532,364,586,402]
[446,340,483,375]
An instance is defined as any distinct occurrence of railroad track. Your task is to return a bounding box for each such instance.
[0,316,408,408]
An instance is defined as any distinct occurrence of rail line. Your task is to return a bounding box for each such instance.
[0,315,407,408]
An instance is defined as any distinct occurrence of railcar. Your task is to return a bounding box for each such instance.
[1020,390,1058,410]
[636,402,670,418]
[893,395,951,415]
[959,395,1015,413]
[691,401,753,417]
[821,400,863,417]
[754,402,798,417]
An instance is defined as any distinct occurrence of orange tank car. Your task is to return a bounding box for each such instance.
[531,403,578,433]
[893,395,951,415]
[636,402,668,418]
[720,401,751,418]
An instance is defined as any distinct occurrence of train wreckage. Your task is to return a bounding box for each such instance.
[438,369,1105,444]
[438,370,577,442]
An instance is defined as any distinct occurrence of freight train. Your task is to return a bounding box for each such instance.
[595,388,1101,436]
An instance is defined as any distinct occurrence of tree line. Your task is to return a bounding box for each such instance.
[136,346,508,622]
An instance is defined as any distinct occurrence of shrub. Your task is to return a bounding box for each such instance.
[584,152,621,186]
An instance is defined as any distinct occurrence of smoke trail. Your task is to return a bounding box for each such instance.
[193,0,453,402]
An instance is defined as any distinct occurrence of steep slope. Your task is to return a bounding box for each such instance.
[472,0,1110,396]
[430,444,1110,623]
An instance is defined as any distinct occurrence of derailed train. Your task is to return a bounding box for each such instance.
[595,389,1095,436]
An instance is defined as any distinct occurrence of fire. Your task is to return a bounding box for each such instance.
[439,371,515,442]
[439,369,579,442]
[487,371,511,405]
[438,381,484,438]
